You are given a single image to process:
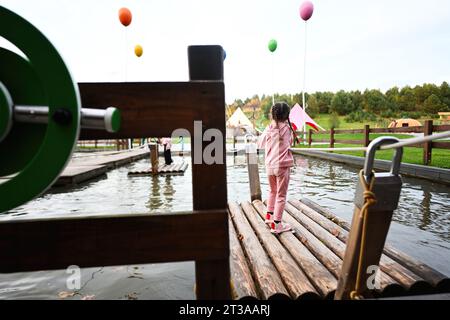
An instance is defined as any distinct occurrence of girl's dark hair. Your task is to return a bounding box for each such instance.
[271,102,290,122]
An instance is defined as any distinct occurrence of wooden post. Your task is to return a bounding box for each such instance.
[149,143,159,174]
[246,143,262,202]
[330,128,335,149]
[308,129,313,147]
[363,125,370,156]
[423,120,433,166]
[188,45,231,300]
[335,161,403,300]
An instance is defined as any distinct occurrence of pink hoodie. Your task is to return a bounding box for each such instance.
[258,121,294,169]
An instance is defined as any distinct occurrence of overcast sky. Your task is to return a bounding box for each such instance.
[1,0,450,103]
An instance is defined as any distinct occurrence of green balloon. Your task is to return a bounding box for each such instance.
[268,39,277,53]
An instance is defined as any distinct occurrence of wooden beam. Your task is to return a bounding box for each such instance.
[78,81,225,140]
[423,120,433,165]
[188,45,231,300]
[0,210,228,273]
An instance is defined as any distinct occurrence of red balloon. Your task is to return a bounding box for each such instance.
[119,7,132,27]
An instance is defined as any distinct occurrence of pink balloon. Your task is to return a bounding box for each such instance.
[299,1,314,21]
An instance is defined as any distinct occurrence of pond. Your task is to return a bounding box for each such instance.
[0,153,449,299]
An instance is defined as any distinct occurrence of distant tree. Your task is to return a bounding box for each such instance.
[423,94,446,115]
[440,81,450,110]
[398,86,416,112]
[315,92,334,114]
[385,86,400,113]
[330,90,354,115]
[262,97,273,120]
[307,95,319,117]
[363,89,388,114]
[350,90,363,112]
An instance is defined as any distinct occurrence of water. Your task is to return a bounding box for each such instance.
[0,153,449,299]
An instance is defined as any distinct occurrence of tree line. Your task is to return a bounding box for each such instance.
[227,82,450,124]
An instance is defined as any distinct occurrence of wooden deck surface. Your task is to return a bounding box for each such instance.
[128,161,189,176]
[228,198,450,300]
[53,148,149,186]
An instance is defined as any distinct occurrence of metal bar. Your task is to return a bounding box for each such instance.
[14,105,120,132]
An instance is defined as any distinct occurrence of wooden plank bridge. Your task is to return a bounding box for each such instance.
[228,198,450,300]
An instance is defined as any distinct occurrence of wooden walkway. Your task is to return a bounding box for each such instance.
[128,161,188,176]
[54,148,149,186]
[228,198,450,300]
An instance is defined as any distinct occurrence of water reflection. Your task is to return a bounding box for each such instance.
[146,175,175,211]
[2,153,449,273]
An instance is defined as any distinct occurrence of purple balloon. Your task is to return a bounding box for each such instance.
[299,1,314,21]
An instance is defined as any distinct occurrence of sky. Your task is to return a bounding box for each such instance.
[1,0,450,104]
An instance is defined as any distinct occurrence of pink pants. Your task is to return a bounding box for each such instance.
[266,167,290,222]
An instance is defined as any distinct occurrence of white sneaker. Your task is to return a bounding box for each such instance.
[270,222,292,234]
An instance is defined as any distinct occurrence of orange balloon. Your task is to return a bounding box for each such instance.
[118,7,132,27]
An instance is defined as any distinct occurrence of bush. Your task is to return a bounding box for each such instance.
[328,113,341,129]
[345,110,377,123]
[399,112,422,119]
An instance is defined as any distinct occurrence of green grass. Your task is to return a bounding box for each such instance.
[311,133,413,141]
[256,113,446,131]
[294,143,450,169]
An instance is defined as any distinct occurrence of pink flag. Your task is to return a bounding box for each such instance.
[289,103,324,132]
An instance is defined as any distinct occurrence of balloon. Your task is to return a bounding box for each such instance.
[268,39,277,53]
[119,7,132,26]
[134,45,143,57]
[299,1,314,21]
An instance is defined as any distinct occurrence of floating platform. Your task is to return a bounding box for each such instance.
[54,148,150,186]
[128,161,189,176]
[228,198,450,300]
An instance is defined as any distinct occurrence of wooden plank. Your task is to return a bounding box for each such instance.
[228,202,290,299]
[433,142,450,150]
[54,165,107,186]
[268,204,342,279]
[78,82,225,140]
[363,125,370,157]
[433,124,450,132]
[334,139,363,145]
[246,147,261,202]
[252,200,337,299]
[189,48,230,300]
[228,215,259,300]
[150,144,159,174]
[284,202,407,295]
[180,162,189,172]
[370,126,424,134]
[297,198,450,292]
[240,201,320,300]
[330,128,335,149]
[0,210,228,273]
[423,120,433,165]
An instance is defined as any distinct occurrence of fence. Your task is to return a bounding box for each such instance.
[298,120,450,165]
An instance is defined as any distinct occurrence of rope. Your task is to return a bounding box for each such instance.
[349,170,377,300]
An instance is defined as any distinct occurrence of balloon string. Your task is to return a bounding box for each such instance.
[124,28,128,82]
[272,53,275,105]
[302,22,308,144]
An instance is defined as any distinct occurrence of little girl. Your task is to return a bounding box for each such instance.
[258,102,294,234]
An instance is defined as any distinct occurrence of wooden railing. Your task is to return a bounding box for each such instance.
[299,121,450,165]
[0,46,231,299]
